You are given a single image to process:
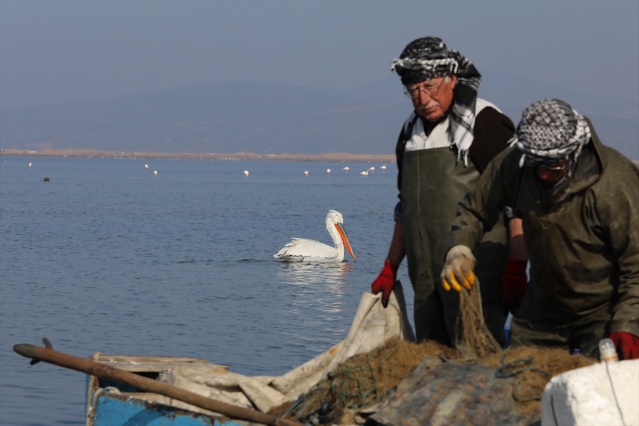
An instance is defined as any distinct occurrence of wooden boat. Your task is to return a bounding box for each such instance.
[86,354,250,426]
[13,344,301,426]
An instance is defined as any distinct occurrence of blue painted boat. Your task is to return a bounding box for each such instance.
[85,354,251,426]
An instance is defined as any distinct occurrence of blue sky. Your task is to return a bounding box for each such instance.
[1,0,637,109]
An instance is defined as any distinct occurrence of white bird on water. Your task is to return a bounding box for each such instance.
[274,210,356,262]
[360,170,369,176]
[243,170,249,176]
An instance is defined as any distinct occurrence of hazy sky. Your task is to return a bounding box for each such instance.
[1,0,638,109]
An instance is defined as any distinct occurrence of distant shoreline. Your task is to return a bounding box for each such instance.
[0,148,395,163]
[2,148,636,166]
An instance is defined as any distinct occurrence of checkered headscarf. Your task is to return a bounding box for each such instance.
[515,99,591,168]
[391,37,481,165]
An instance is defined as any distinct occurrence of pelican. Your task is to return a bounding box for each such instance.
[343,166,349,172]
[274,210,356,262]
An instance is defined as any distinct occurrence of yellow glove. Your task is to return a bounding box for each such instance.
[441,245,477,292]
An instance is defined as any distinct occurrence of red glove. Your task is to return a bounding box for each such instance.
[501,259,528,314]
[610,332,639,360]
[371,260,399,308]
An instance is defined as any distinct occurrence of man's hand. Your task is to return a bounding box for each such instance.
[610,332,639,360]
[441,245,477,292]
[501,259,528,314]
[371,260,399,307]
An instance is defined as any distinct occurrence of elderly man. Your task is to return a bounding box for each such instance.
[441,98,639,359]
[371,36,526,346]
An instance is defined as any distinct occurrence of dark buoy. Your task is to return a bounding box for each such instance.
[43,177,50,182]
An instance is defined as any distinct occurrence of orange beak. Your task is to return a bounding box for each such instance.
[335,223,355,260]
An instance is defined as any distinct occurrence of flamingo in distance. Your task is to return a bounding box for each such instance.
[274,210,356,262]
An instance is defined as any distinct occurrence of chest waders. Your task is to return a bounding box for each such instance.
[402,148,508,345]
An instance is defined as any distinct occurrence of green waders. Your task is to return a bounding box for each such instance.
[401,147,508,346]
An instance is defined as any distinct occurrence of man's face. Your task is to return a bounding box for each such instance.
[406,74,457,122]
[535,157,572,186]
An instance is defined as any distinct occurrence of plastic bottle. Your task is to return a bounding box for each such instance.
[503,312,513,349]
[598,338,618,362]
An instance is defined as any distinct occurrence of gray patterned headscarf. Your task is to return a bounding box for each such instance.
[391,36,481,165]
[515,99,591,168]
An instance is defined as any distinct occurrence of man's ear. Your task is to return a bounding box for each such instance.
[449,74,457,89]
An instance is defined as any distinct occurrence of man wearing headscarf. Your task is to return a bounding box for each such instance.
[441,98,639,360]
[371,36,526,346]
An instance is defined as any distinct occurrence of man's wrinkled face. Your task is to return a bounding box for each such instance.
[406,74,457,122]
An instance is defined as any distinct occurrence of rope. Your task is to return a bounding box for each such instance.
[495,348,550,402]
[604,361,626,426]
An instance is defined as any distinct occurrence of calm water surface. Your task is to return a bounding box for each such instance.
[0,156,414,425]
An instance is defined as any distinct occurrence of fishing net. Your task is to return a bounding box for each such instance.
[270,341,595,425]
[269,338,461,423]
[455,281,501,358]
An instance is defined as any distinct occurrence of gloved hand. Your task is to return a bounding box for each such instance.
[371,260,399,307]
[441,245,477,292]
[501,259,528,314]
[610,332,639,360]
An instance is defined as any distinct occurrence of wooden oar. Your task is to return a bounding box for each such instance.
[14,342,302,426]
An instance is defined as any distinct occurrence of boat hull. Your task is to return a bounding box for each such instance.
[86,354,249,426]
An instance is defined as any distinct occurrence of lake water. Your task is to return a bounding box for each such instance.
[0,156,414,425]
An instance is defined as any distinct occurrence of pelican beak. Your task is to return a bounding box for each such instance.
[335,223,356,260]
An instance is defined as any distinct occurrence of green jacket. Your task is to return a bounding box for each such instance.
[450,120,639,337]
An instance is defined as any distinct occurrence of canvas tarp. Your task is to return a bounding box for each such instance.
[162,282,415,415]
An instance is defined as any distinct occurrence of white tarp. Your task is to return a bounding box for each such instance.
[163,282,414,414]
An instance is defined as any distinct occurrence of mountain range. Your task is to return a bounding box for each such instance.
[1,71,637,160]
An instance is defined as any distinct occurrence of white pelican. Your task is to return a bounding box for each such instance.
[360,170,369,176]
[243,170,249,176]
[274,210,356,262]
[343,166,349,172]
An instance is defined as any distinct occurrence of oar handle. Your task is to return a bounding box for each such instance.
[14,343,302,426]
